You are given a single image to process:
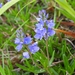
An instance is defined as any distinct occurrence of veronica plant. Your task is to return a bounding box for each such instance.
[34,10,55,40]
[14,10,56,74]
[14,10,55,59]
[33,10,55,61]
[14,29,40,59]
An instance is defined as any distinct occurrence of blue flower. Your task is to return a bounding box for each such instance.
[15,38,21,44]
[46,20,55,28]
[34,28,47,40]
[34,10,55,40]
[15,29,24,51]
[15,29,40,59]
[35,19,44,30]
[38,10,48,22]
[16,29,25,38]
[15,29,33,52]
[23,52,30,59]
[24,36,32,45]
[0,3,2,8]
[47,28,55,37]
[15,38,24,51]
[15,44,23,51]
[28,42,40,54]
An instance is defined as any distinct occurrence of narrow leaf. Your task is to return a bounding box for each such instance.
[49,51,55,66]
[0,66,6,75]
[0,0,20,15]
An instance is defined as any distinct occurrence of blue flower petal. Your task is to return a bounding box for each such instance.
[47,28,55,37]
[34,28,47,40]
[28,42,40,54]
[15,38,20,44]
[34,33,41,40]
[23,52,30,59]
[24,36,32,45]
[36,20,44,30]
[15,44,23,51]
[46,20,55,28]
[0,3,2,8]
[38,10,48,22]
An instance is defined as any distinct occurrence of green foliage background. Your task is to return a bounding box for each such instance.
[0,0,75,75]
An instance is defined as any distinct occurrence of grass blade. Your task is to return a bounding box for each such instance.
[0,0,20,15]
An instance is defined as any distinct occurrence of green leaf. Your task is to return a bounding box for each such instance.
[49,51,55,66]
[70,59,75,74]
[56,7,75,21]
[33,52,48,68]
[50,68,59,75]
[63,54,71,73]
[0,65,6,75]
[23,60,31,68]
[16,63,34,72]
[55,0,75,16]
[15,0,36,17]
[0,0,20,15]
[4,66,12,75]
[16,63,45,73]
[55,0,75,21]
[63,54,69,68]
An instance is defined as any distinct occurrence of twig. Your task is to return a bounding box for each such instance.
[65,38,75,49]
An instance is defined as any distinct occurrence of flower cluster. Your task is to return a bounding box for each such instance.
[14,29,40,59]
[34,10,55,40]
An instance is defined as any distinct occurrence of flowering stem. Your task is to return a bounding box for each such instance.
[26,46,41,68]
[29,51,41,68]
[45,39,49,61]
[40,49,47,58]
[46,68,51,75]
[29,48,34,62]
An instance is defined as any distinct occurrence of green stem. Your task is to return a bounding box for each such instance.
[40,49,46,58]
[46,39,49,61]
[2,51,4,68]
[46,68,51,75]
[44,66,51,75]
[26,46,41,68]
